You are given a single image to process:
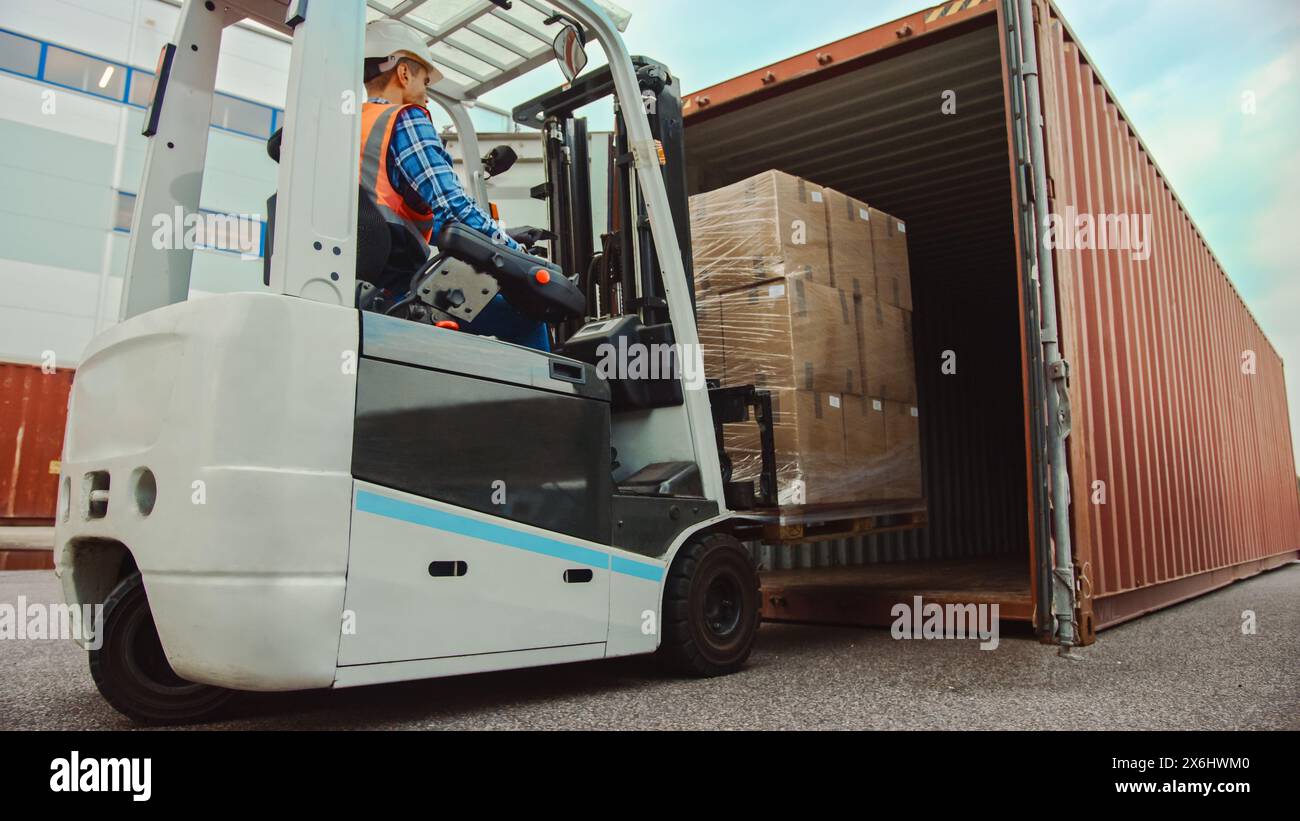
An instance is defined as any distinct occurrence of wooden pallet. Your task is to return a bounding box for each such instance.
[731,499,928,544]
[733,496,925,543]
[761,509,927,544]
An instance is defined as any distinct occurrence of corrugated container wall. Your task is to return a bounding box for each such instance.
[681,0,1300,633]
[1034,3,1300,626]
[1,362,73,522]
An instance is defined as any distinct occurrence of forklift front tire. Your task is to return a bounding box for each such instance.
[89,572,235,725]
[659,533,760,677]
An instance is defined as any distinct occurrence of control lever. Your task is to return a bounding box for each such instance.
[482,144,518,179]
[506,225,556,248]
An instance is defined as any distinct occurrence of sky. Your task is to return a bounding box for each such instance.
[481,0,1300,468]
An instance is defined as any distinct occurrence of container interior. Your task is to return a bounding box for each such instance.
[684,17,1034,618]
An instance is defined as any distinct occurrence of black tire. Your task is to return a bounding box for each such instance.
[659,532,761,677]
[89,572,234,725]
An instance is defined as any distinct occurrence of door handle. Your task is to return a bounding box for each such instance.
[563,568,593,584]
[429,561,469,577]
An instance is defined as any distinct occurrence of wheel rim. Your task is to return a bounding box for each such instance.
[702,573,742,638]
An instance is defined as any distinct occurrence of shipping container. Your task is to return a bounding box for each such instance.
[681,0,1300,642]
[1,361,73,524]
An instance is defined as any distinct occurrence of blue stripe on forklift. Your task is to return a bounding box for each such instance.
[355,490,663,581]
[609,555,664,582]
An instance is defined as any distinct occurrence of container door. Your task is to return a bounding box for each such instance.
[1001,0,1081,644]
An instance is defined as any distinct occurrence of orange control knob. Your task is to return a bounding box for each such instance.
[435,320,460,331]
[534,269,551,285]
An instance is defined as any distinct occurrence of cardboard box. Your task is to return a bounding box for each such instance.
[689,170,832,295]
[692,171,922,508]
[869,207,912,311]
[842,395,890,500]
[822,187,875,300]
[882,400,923,498]
[697,293,726,384]
[724,389,846,506]
[717,275,859,396]
[856,296,916,403]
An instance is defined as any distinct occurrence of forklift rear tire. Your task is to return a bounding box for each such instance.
[659,533,760,677]
[89,573,234,725]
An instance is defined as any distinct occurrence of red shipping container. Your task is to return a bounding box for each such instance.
[682,0,1300,641]
[1,362,74,523]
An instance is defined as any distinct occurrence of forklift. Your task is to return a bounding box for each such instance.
[54,0,775,723]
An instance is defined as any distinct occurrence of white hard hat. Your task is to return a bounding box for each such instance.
[364,19,444,84]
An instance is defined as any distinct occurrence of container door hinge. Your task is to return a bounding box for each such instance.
[1050,560,1078,647]
[1047,357,1069,386]
[1074,560,1091,601]
[1048,358,1072,438]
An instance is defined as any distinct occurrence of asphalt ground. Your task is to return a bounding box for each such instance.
[0,564,1296,730]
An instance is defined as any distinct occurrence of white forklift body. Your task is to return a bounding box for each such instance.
[53,0,757,722]
[63,292,675,691]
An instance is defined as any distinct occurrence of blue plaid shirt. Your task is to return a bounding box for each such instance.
[370,97,520,251]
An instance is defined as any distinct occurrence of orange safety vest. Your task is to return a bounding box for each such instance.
[359,102,435,247]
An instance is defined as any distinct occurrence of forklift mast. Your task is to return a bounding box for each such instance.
[514,56,696,339]
[514,59,777,511]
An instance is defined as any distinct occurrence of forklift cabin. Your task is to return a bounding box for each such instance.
[53,0,769,724]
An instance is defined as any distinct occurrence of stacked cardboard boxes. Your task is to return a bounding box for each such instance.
[692,170,921,506]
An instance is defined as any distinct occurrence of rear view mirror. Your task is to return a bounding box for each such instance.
[552,21,588,83]
[482,145,518,179]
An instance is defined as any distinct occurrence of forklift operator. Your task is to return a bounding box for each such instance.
[360,20,551,351]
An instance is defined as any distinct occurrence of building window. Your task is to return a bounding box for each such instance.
[114,191,136,232]
[43,45,126,101]
[192,209,262,256]
[0,29,41,78]
[127,69,153,108]
[210,93,273,138]
[114,191,263,258]
[0,28,285,142]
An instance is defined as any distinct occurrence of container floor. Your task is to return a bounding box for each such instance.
[760,555,1033,627]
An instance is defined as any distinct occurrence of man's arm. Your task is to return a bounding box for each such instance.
[388,105,522,251]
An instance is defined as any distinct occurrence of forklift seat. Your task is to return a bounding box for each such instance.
[264,128,577,333]
[264,127,420,293]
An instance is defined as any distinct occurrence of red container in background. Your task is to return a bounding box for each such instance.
[1,362,74,524]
